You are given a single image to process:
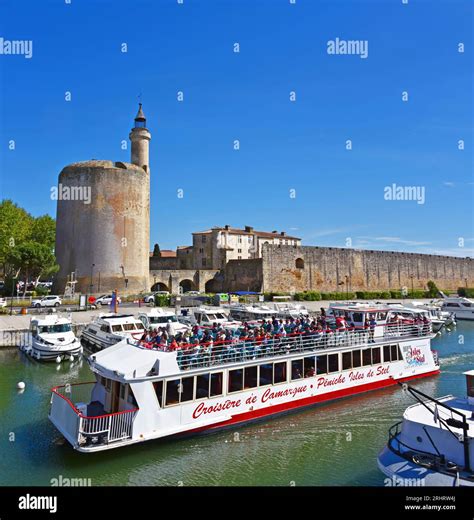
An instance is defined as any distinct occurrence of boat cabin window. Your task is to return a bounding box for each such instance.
[181,376,194,402]
[352,312,363,324]
[122,323,136,331]
[153,381,163,407]
[342,352,352,370]
[362,348,372,366]
[244,366,258,389]
[328,353,339,373]
[38,324,72,333]
[259,364,273,386]
[317,355,328,375]
[150,315,178,324]
[274,361,287,384]
[101,324,111,333]
[445,303,460,308]
[383,344,402,363]
[372,347,381,364]
[210,373,223,397]
[196,374,210,399]
[228,369,244,393]
[352,350,361,368]
[304,356,315,378]
[291,359,303,380]
[166,379,181,406]
[112,325,123,332]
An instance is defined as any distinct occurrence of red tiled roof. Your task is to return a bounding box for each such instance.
[160,250,177,258]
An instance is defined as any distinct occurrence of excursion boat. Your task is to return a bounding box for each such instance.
[178,306,241,330]
[49,306,439,452]
[440,297,474,321]
[80,314,145,352]
[138,308,189,335]
[20,314,82,361]
[378,372,474,486]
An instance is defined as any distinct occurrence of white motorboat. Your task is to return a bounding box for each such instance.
[80,314,145,352]
[378,371,474,486]
[388,303,446,333]
[20,314,82,361]
[229,303,276,322]
[439,297,474,321]
[266,302,310,319]
[178,306,241,330]
[138,308,190,335]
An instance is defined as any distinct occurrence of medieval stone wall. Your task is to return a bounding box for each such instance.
[261,245,474,294]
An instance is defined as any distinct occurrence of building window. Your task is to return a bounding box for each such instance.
[295,258,304,269]
[237,249,242,253]
[202,236,206,243]
[202,258,207,267]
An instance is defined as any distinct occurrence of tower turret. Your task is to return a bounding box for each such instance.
[129,103,151,172]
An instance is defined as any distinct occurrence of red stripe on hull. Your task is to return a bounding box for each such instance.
[183,369,440,436]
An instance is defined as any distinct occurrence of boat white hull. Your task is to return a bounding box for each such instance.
[378,445,474,487]
[20,338,82,361]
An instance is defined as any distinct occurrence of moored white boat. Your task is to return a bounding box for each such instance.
[138,307,189,335]
[80,314,145,353]
[20,314,82,361]
[49,306,439,452]
[178,306,241,330]
[439,297,474,321]
[378,371,474,486]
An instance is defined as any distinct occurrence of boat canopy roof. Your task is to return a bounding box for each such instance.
[88,339,178,380]
[329,305,391,313]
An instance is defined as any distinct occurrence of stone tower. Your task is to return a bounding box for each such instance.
[53,105,151,295]
[129,103,151,173]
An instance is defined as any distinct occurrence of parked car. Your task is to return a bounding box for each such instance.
[0,297,7,308]
[31,295,62,308]
[144,291,170,305]
[94,294,122,306]
[184,291,201,296]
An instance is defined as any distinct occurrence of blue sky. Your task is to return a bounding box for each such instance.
[0,0,472,256]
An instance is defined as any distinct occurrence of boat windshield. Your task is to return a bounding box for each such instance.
[206,313,228,321]
[149,315,178,324]
[39,324,72,333]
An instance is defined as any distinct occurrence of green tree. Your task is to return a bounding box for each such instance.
[0,200,33,273]
[30,214,56,250]
[153,243,161,257]
[426,280,440,298]
[7,242,58,295]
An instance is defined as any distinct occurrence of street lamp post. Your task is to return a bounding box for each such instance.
[89,264,95,294]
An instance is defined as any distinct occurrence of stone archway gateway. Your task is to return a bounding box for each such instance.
[151,282,169,292]
[179,279,196,293]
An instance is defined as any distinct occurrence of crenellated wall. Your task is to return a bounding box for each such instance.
[261,245,474,294]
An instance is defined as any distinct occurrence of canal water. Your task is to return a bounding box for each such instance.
[0,322,472,486]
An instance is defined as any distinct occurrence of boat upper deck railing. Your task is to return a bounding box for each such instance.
[137,321,432,372]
